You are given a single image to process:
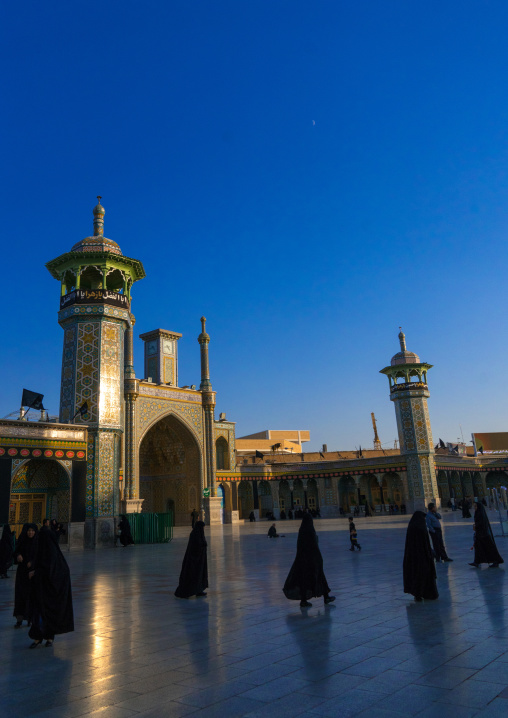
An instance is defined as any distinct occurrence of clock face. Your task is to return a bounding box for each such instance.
[146,340,157,356]
[163,339,174,355]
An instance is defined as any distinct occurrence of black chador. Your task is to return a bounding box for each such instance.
[13,523,39,627]
[118,514,134,546]
[0,524,15,578]
[175,521,208,598]
[28,527,74,647]
[283,513,335,607]
[470,502,504,568]
[462,500,472,519]
[403,511,438,602]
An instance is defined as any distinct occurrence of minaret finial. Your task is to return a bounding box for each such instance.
[93,196,105,236]
[198,316,212,391]
[398,327,406,352]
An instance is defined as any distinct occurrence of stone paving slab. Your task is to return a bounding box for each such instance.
[0,513,507,717]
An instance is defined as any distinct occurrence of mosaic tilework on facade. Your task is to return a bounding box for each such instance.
[10,459,70,489]
[164,356,174,384]
[94,430,118,517]
[99,320,124,427]
[75,321,100,424]
[214,422,236,472]
[60,325,77,423]
[10,459,70,525]
[136,396,204,449]
[86,434,96,517]
[58,304,132,324]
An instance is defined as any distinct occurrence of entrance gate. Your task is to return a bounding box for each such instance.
[9,493,46,536]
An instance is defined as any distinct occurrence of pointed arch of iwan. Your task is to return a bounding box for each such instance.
[138,410,204,526]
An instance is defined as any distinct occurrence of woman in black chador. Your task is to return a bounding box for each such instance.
[462,498,472,519]
[469,501,504,569]
[13,523,38,627]
[28,526,74,648]
[403,511,438,603]
[118,514,134,546]
[0,524,15,578]
[283,513,335,608]
[175,521,208,598]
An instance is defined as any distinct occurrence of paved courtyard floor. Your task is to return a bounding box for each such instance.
[1,513,508,718]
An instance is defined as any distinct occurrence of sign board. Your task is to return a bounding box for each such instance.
[203,488,211,498]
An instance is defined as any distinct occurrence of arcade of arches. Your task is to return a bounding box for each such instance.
[9,459,70,536]
[337,474,403,513]
[436,470,497,501]
[139,414,201,526]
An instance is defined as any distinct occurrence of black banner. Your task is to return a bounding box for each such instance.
[60,289,130,310]
[391,382,428,393]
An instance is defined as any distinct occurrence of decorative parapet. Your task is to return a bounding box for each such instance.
[138,383,202,403]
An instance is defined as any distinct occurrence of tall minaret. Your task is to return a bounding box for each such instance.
[198,317,216,500]
[46,199,145,544]
[380,329,439,511]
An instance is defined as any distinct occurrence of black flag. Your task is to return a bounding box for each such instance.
[72,401,89,421]
[255,450,265,459]
[21,389,45,411]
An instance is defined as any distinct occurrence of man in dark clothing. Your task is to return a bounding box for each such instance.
[190,509,198,528]
[426,503,453,562]
[348,517,361,551]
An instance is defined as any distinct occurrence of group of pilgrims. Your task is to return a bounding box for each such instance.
[0,498,503,648]
[178,499,504,608]
[0,521,74,647]
[403,500,504,602]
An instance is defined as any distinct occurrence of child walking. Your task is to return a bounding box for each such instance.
[348,516,362,551]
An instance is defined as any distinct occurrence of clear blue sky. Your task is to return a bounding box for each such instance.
[2,1,508,450]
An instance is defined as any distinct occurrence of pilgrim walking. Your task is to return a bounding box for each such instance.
[462,498,472,519]
[469,500,504,568]
[13,523,38,628]
[28,526,74,648]
[425,503,453,562]
[118,514,134,547]
[403,511,439,602]
[175,520,208,598]
[0,524,15,579]
[283,512,335,608]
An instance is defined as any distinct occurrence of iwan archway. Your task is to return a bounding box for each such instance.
[10,459,70,536]
[139,413,202,526]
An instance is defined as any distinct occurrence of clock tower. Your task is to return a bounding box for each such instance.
[139,329,182,386]
[46,199,145,546]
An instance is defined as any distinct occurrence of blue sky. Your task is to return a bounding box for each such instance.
[2,1,508,450]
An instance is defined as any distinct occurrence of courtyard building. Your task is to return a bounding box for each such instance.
[0,203,506,544]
